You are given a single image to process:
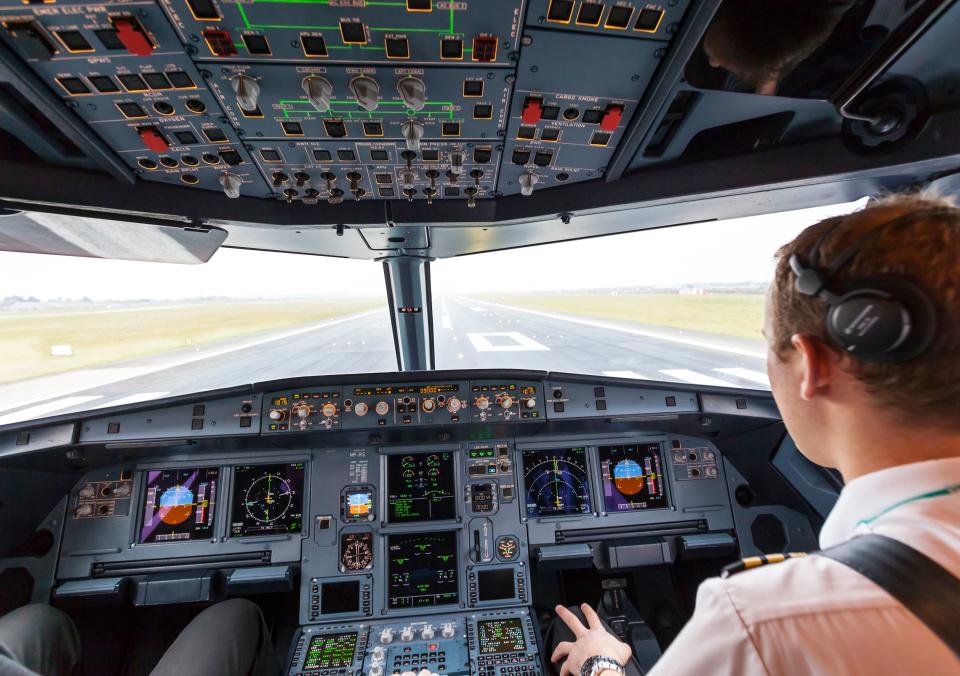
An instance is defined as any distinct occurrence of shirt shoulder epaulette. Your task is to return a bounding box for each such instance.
[721,552,809,578]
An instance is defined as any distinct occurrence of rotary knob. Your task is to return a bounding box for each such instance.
[397,76,427,111]
[446,397,462,413]
[421,624,435,640]
[322,402,337,417]
[230,74,260,113]
[422,399,436,413]
[269,409,286,421]
[440,622,456,639]
[500,395,514,409]
[525,397,537,408]
[372,646,386,661]
[402,118,424,151]
[475,396,490,410]
[350,76,380,112]
[354,401,369,416]
[369,666,384,676]
[294,404,311,419]
[379,627,395,644]
[375,400,390,416]
[302,75,333,113]
[219,172,242,199]
[519,170,540,196]
[400,626,415,642]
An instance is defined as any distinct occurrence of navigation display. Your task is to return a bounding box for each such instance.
[386,452,456,523]
[230,462,305,537]
[387,531,458,609]
[599,444,668,512]
[139,467,219,544]
[303,632,358,670]
[521,448,592,517]
[477,618,526,654]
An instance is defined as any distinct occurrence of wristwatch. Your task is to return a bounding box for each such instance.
[580,655,626,676]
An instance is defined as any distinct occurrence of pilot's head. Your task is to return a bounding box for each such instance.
[703,0,851,95]
[765,193,960,473]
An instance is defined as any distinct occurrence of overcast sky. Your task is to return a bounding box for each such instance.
[0,201,863,302]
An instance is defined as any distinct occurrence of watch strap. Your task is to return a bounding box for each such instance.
[580,655,625,676]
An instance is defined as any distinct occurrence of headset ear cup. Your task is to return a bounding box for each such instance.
[825,277,937,363]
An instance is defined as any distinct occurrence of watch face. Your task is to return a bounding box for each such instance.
[581,656,625,676]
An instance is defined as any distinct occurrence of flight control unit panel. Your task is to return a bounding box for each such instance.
[0,0,685,203]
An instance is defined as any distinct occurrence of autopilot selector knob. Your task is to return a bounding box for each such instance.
[397,76,427,111]
[400,625,415,642]
[354,401,369,416]
[421,624,435,640]
[402,118,425,151]
[302,75,333,113]
[230,74,260,113]
[500,395,514,409]
[446,397,462,413]
[422,399,436,413]
[440,622,456,639]
[350,76,380,111]
[525,397,537,408]
[369,665,384,676]
[375,400,390,416]
[219,172,242,199]
[379,627,395,644]
[268,409,286,421]
[322,402,337,417]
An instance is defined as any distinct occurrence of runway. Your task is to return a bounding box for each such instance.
[0,297,770,425]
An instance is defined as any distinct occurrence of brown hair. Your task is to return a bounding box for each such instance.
[772,193,960,425]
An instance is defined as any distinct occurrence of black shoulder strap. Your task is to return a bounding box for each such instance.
[818,534,960,658]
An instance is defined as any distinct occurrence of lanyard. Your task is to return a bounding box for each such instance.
[857,483,960,526]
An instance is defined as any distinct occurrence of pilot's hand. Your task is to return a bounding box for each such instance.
[551,603,632,676]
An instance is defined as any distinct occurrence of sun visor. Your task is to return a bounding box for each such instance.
[0,211,227,264]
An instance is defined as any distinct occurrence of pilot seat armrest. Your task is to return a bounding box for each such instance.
[53,577,131,607]
[537,543,594,570]
[226,565,293,595]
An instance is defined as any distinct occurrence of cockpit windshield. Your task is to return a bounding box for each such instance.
[0,201,861,425]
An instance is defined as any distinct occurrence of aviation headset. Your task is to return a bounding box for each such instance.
[787,208,946,363]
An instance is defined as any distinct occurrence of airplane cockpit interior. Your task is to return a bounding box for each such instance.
[1,0,958,674]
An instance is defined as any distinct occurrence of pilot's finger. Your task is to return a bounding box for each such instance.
[580,603,604,631]
[559,658,575,676]
[551,641,574,663]
[555,604,588,637]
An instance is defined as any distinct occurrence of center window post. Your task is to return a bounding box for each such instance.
[382,255,435,371]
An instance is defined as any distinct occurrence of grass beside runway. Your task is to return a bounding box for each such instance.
[0,299,382,384]
[481,293,766,341]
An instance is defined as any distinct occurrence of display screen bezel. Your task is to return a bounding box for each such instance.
[228,461,307,538]
[519,446,594,518]
[386,530,460,610]
[136,466,222,545]
[385,450,458,524]
[597,442,670,513]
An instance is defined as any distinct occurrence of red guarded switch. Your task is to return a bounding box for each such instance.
[112,17,154,56]
[521,97,543,125]
[600,104,623,131]
[137,126,168,152]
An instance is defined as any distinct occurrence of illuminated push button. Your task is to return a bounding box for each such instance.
[600,104,624,132]
[400,626,415,642]
[354,401,369,416]
[380,627,396,644]
[375,400,390,416]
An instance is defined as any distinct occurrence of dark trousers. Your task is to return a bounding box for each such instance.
[0,599,279,676]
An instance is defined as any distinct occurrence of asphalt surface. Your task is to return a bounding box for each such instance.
[0,298,770,425]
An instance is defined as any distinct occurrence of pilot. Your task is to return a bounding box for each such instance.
[549,193,960,675]
[0,598,278,675]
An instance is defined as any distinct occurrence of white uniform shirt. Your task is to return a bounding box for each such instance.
[647,456,960,676]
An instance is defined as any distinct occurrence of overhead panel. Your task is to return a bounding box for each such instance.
[0,0,269,197]
[526,0,686,39]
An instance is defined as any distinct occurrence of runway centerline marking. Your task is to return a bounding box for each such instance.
[467,332,550,352]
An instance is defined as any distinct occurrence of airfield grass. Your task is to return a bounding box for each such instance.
[483,292,766,341]
[0,299,381,384]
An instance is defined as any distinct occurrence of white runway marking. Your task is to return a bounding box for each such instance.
[466,299,766,359]
[659,369,732,387]
[95,392,171,409]
[715,367,770,386]
[602,371,649,380]
[0,395,103,426]
[467,332,550,352]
